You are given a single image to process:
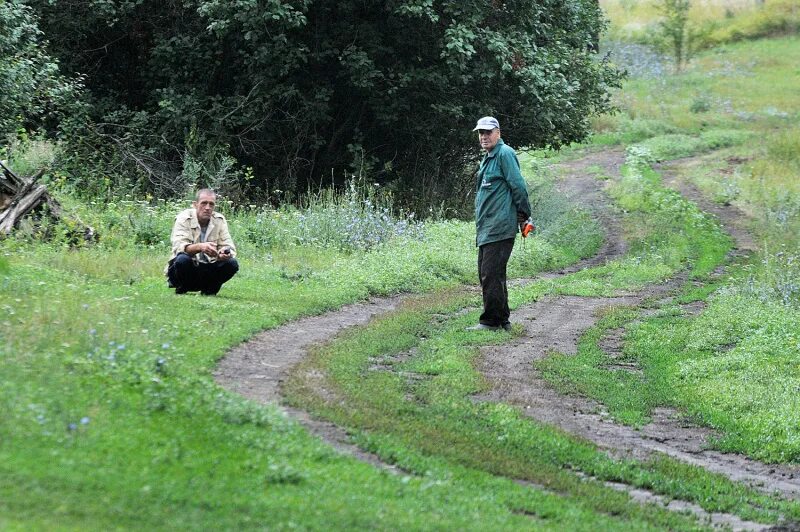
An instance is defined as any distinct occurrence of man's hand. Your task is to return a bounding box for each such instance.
[188,242,218,257]
[517,211,527,231]
[218,247,232,261]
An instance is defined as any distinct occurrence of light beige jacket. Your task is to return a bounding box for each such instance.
[167,208,237,269]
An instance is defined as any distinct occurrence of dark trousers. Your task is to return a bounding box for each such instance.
[167,253,239,295]
[478,238,514,327]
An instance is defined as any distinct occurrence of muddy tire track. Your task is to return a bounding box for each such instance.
[474,291,800,500]
[214,296,409,468]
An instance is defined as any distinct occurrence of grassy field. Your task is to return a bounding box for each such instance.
[602,0,800,49]
[1,161,609,528]
[3,5,800,530]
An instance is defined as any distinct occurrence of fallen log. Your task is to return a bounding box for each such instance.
[0,160,95,241]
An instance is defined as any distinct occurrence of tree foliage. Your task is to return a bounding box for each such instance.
[29,0,622,209]
[657,0,692,72]
[0,0,81,143]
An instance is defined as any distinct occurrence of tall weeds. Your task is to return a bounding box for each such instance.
[235,180,424,253]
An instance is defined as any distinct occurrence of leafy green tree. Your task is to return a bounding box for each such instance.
[658,0,692,72]
[0,0,81,143]
[30,0,622,210]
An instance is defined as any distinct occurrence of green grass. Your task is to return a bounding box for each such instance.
[538,42,800,466]
[286,288,796,526]
[674,289,800,462]
[601,0,800,49]
[286,292,705,530]
[596,36,800,141]
[547,270,800,464]
[632,129,751,161]
[0,153,612,528]
[283,148,800,525]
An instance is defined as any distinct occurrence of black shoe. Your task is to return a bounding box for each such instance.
[466,323,501,331]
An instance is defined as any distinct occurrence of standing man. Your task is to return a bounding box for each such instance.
[468,116,532,331]
[166,188,239,295]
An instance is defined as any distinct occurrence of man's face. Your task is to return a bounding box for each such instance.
[193,192,216,225]
[478,128,500,152]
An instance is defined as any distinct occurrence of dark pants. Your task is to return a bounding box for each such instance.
[167,253,239,295]
[478,238,514,327]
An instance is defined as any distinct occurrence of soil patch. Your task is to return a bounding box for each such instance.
[216,297,404,404]
[214,296,409,470]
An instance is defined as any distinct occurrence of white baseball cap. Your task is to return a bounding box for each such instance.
[472,116,500,131]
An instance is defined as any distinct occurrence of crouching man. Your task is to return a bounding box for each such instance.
[166,188,239,295]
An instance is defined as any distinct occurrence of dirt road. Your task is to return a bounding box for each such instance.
[214,148,798,529]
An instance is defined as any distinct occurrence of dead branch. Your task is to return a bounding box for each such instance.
[0,161,94,241]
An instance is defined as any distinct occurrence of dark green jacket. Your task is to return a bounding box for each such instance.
[474,139,532,247]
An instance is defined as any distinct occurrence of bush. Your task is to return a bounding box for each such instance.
[295,183,423,252]
[689,93,712,114]
[29,0,623,210]
[656,0,692,72]
[235,181,424,253]
[0,1,82,142]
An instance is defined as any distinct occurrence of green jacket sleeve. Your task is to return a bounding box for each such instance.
[499,149,531,218]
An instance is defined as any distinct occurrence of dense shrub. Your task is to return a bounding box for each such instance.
[28,0,622,211]
[0,0,82,143]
